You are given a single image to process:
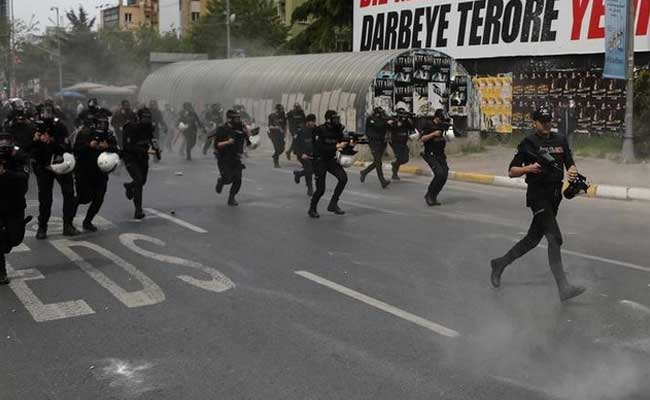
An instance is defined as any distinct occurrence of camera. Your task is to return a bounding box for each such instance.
[563,174,590,199]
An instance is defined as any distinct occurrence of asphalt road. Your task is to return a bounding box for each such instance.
[1,148,650,400]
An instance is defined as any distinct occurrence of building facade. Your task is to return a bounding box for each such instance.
[179,0,208,34]
[102,0,160,31]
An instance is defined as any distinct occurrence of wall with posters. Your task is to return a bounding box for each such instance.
[354,0,650,58]
[474,75,513,133]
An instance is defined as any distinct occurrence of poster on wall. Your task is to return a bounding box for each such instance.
[474,75,512,133]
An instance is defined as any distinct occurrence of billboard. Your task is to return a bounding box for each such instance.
[354,0,650,58]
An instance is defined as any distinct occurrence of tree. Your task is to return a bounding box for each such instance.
[60,6,110,83]
[285,0,352,54]
[189,0,288,58]
[634,69,650,158]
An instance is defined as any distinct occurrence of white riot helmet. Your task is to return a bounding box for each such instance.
[409,128,421,141]
[248,134,260,149]
[97,152,120,173]
[49,152,76,175]
[443,128,455,142]
[336,151,356,168]
[178,122,188,132]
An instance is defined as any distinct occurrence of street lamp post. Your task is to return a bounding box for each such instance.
[50,6,64,94]
[226,0,230,59]
[621,0,636,163]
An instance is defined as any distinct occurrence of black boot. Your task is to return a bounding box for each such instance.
[0,256,8,285]
[215,178,224,194]
[490,257,509,288]
[327,201,345,215]
[308,207,320,218]
[360,170,367,183]
[559,285,586,302]
[83,219,98,232]
[293,170,301,184]
[63,222,80,236]
[134,209,146,220]
[550,262,586,301]
[391,162,400,180]
[381,180,391,189]
[424,193,438,206]
[36,225,47,240]
[273,156,280,168]
[228,196,239,206]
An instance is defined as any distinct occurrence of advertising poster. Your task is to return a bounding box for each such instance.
[473,75,512,133]
[604,0,629,79]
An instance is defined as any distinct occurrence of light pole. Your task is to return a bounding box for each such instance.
[50,6,63,94]
[226,0,231,58]
[9,0,15,97]
[621,0,636,162]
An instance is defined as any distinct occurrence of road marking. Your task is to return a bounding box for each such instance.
[143,208,208,233]
[119,233,235,293]
[51,239,166,308]
[295,270,459,338]
[6,263,95,322]
[508,238,650,274]
[333,198,408,216]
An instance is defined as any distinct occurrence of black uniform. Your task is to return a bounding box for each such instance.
[292,125,315,195]
[122,120,154,217]
[5,116,36,154]
[111,107,136,145]
[361,114,390,187]
[309,123,348,215]
[76,106,113,130]
[178,109,204,161]
[0,147,29,282]
[74,127,117,229]
[390,115,413,178]
[421,119,449,203]
[491,131,584,300]
[214,123,246,204]
[268,111,287,167]
[287,108,306,158]
[32,118,78,236]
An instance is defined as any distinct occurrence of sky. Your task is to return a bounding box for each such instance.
[14,0,178,33]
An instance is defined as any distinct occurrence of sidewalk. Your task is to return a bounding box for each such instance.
[356,146,650,202]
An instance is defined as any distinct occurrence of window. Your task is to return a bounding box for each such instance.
[125,13,132,23]
[191,12,200,22]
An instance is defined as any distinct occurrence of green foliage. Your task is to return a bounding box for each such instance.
[285,0,352,53]
[634,69,650,158]
[189,0,288,58]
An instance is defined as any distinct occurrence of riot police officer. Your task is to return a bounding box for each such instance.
[308,110,349,218]
[292,113,317,196]
[389,109,413,180]
[286,103,306,160]
[214,110,247,206]
[178,102,205,161]
[0,133,30,285]
[420,109,450,206]
[203,103,224,156]
[4,99,36,155]
[76,98,113,130]
[111,100,136,145]
[73,116,117,231]
[360,107,391,188]
[268,104,287,168]
[490,107,586,302]
[122,107,159,219]
[32,105,79,238]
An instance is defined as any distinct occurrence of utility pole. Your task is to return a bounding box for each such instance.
[9,0,15,97]
[50,6,63,94]
[621,0,636,162]
[226,0,231,59]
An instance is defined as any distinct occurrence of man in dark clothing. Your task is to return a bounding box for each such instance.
[0,133,30,284]
[360,107,391,188]
[203,103,224,155]
[4,100,36,156]
[308,110,349,218]
[420,109,449,206]
[286,103,306,160]
[73,116,117,231]
[268,104,287,168]
[178,102,205,161]
[490,107,586,302]
[111,100,136,145]
[122,107,158,219]
[32,105,79,239]
[214,110,247,206]
[292,113,317,196]
[76,98,113,133]
[389,109,413,180]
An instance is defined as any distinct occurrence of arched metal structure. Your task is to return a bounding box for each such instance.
[139,49,459,132]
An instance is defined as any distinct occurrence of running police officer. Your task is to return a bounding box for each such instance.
[73,115,117,231]
[32,105,79,238]
[203,103,224,156]
[178,102,205,161]
[308,110,349,218]
[122,107,159,219]
[111,100,136,145]
[214,109,247,206]
[419,109,450,206]
[4,99,36,155]
[360,107,391,188]
[286,103,306,160]
[268,104,287,168]
[0,133,30,285]
[292,113,317,196]
[77,98,113,130]
[389,108,413,180]
[490,107,586,302]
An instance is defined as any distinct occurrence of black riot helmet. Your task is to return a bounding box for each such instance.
[95,116,110,133]
[226,109,241,125]
[0,133,15,160]
[39,103,56,122]
[183,102,193,112]
[372,106,385,117]
[275,104,284,113]
[137,107,152,125]
[121,100,131,110]
[324,110,341,127]
[293,102,302,111]
[88,98,99,110]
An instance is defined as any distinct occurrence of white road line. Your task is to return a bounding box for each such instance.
[295,270,460,338]
[144,208,208,233]
[508,238,650,274]
[335,199,408,216]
